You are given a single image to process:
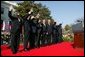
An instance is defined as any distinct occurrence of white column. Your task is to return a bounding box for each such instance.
[2,21,5,31]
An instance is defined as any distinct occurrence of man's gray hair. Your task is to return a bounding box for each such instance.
[12,10,19,17]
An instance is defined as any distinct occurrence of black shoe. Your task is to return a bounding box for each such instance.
[28,47,35,50]
[35,46,38,48]
[37,46,40,48]
[36,45,40,48]
[12,51,17,54]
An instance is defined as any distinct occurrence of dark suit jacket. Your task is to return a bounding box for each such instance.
[47,24,52,34]
[22,13,31,32]
[52,24,58,35]
[8,11,21,34]
[30,19,37,33]
[42,24,47,34]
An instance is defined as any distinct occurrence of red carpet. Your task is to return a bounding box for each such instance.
[1,42,84,56]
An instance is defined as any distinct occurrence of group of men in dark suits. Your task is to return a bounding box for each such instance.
[8,6,62,54]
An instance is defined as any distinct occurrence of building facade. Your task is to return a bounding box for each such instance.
[1,1,17,31]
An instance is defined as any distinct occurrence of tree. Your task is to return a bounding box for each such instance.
[14,1,52,20]
[75,17,84,23]
[64,24,71,31]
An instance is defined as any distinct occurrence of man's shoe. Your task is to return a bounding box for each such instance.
[12,51,17,54]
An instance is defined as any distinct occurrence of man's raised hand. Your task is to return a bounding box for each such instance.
[9,6,13,11]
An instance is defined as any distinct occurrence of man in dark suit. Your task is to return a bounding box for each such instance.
[8,6,21,54]
[23,8,33,51]
[57,23,62,43]
[46,20,52,44]
[36,19,42,48]
[29,15,37,49]
[39,21,43,46]
[41,20,47,45]
[37,20,42,47]
[32,13,41,48]
[52,22,58,43]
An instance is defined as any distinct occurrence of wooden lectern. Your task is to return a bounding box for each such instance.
[72,23,84,48]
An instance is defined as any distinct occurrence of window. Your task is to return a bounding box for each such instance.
[1,20,3,24]
[1,7,4,14]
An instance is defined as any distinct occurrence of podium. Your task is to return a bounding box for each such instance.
[72,23,84,48]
